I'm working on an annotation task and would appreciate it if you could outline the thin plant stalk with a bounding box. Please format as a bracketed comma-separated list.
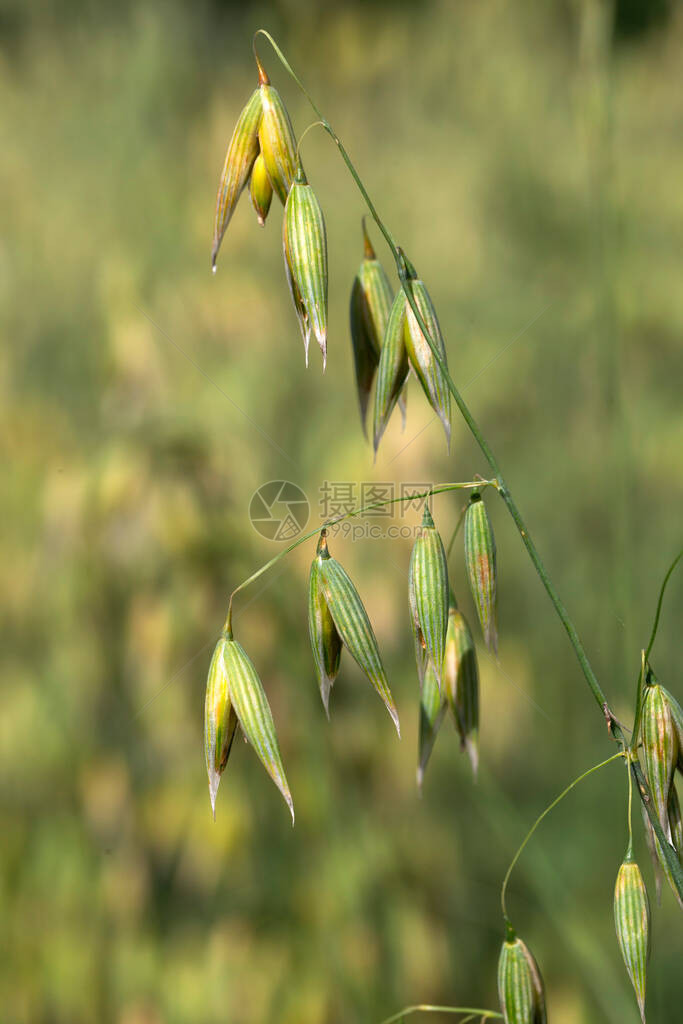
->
[378, 1006, 502, 1024]
[500, 752, 625, 924]
[446, 503, 468, 560]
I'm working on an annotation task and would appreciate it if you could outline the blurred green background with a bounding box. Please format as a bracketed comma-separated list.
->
[1, 0, 681, 1021]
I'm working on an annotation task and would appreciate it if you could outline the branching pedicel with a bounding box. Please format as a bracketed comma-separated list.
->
[207, 32, 683, 1023]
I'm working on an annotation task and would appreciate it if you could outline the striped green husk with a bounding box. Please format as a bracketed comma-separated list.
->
[212, 87, 262, 269]
[317, 535, 399, 735]
[444, 599, 479, 776]
[661, 684, 683, 772]
[404, 278, 451, 448]
[417, 658, 447, 791]
[258, 83, 297, 204]
[497, 934, 546, 1024]
[409, 505, 449, 689]
[373, 290, 409, 455]
[614, 854, 650, 1023]
[283, 180, 328, 368]
[409, 561, 428, 688]
[641, 683, 677, 841]
[249, 152, 273, 226]
[308, 555, 342, 717]
[222, 639, 294, 823]
[350, 233, 394, 436]
[204, 637, 239, 818]
[464, 492, 498, 654]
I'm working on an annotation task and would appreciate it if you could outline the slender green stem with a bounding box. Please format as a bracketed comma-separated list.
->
[378, 1007, 502, 1024]
[500, 752, 624, 923]
[446, 503, 467, 561]
[630, 649, 646, 755]
[223, 480, 496, 634]
[626, 749, 633, 855]
[251, 31, 683, 904]
[294, 120, 326, 168]
[644, 548, 682, 664]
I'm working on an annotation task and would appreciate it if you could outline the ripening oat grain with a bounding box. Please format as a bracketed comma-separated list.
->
[308, 539, 343, 716]
[641, 681, 677, 840]
[497, 931, 546, 1024]
[212, 86, 263, 268]
[403, 274, 451, 447]
[314, 530, 399, 733]
[204, 636, 240, 818]
[250, 152, 273, 226]
[349, 222, 394, 436]
[258, 68, 298, 204]
[464, 491, 498, 654]
[283, 168, 328, 367]
[409, 504, 449, 689]
[373, 288, 410, 454]
[443, 594, 480, 776]
[204, 633, 294, 822]
[614, 850, 650, 1024]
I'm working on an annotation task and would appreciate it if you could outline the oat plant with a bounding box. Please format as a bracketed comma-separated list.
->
[205, 31, 682, 1022]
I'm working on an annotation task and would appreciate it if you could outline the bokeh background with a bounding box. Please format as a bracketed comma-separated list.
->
[2, 0, 682, 1021]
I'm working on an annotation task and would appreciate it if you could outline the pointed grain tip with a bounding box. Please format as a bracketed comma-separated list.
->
[391, 709, 401, 738]
[208, 774, 219, 820]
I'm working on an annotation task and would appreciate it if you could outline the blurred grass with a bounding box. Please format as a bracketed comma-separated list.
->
[1, 1, 682, 1022]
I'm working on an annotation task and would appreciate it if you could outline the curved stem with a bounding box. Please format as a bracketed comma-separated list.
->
[500, 752, 624, 923]
[294, 120, 327, 168]
[223, 480, 496, 634]
[644, 548, 682, 663]
[378, 1007, 502, 1024]
[250, 31, 683, 905]
[254, 30, 398, 256]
